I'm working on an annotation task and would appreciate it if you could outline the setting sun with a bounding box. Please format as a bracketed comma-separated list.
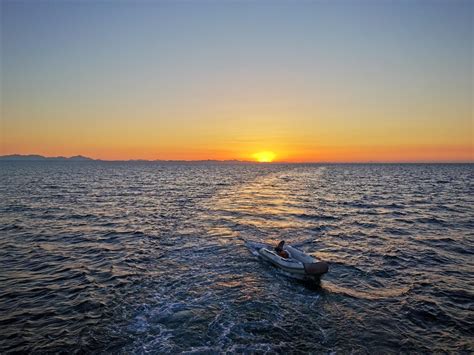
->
[253, 151, 276, 163]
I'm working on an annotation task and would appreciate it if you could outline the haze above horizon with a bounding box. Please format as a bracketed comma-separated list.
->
[1, 0, 472, 163]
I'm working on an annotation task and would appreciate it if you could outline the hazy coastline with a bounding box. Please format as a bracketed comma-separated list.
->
[1, 154, 472, 164]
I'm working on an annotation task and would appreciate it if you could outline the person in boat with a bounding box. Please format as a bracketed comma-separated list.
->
[275, 240, 290, 258]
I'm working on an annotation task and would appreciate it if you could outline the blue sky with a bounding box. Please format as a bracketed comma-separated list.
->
[1, 0, 472, 161]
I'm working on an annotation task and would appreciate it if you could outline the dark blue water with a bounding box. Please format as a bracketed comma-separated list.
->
[0, 162, 473, 353]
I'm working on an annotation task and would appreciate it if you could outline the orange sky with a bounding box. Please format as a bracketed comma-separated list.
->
[1, 1, 473, 163]
[2, 101, 472, 162]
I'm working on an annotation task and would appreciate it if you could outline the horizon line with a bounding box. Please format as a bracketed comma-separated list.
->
[0, 153, 473, 164]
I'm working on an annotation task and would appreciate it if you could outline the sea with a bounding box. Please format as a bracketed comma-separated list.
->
[0, 162, 473, 353]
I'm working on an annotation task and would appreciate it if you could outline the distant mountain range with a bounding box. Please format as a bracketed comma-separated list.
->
[0, 154, 95, 161]
[0, 154, 251, 163]
[2, 154, 469, 164]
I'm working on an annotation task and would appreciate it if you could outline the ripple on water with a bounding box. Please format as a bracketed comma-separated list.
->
[0, 162, 473, 353]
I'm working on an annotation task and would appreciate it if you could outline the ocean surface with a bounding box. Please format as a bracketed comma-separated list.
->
[0, 162, 473, 353]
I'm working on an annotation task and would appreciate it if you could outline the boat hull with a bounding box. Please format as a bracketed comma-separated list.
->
[258, 246, 328, 282]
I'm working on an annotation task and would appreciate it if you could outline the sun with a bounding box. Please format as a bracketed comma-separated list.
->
[253, 151, 276, 163]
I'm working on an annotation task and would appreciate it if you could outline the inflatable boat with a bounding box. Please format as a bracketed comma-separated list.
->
[258, 244, 328, 282]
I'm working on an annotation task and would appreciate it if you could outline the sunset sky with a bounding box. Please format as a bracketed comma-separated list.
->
[1, 0, 472, 162]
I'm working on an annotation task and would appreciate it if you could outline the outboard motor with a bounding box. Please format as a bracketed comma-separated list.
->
[303, 261, 329, 276]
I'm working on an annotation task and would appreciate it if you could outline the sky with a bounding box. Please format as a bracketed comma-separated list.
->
[1, 0, 473, 162]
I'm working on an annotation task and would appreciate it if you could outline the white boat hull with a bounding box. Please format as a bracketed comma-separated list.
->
[258, 245, 328, 282]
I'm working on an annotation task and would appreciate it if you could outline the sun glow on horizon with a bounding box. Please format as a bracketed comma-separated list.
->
[253, 151, 276, 163]
[1, 1, 472, 163]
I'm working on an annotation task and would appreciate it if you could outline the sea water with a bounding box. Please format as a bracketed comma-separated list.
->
[0, 162, 472, 352]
